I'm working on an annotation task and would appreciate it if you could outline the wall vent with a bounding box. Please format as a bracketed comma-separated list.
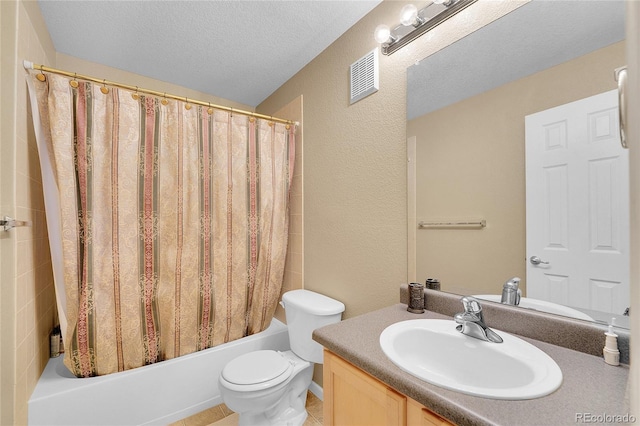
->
[350, 48, 379, 105]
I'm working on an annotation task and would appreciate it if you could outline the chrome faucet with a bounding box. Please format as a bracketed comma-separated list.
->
[454, 296, 503, 343]
[501, 277, 521, 306]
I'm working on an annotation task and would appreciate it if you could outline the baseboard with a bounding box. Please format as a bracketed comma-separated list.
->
[308, 380, 323, 401]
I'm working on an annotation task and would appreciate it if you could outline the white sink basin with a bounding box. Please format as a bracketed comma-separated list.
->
[474, 295, 595, 322]
[379, 319, 562, 400]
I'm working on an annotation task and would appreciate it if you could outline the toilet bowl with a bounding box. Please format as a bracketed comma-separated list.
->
[218, 290, 345, 426]
[219, 350, 313, 426]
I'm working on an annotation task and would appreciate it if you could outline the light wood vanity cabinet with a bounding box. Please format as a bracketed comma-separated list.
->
[323, 350, 454, 426]
[406, 398, 453, 426]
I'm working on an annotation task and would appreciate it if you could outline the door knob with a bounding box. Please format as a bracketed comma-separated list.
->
[530, 256, 549, 266]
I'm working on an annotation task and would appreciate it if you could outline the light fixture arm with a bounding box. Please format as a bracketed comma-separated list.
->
[411, 16, 426, 28]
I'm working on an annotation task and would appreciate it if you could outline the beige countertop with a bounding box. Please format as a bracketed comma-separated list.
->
[313, 303, 630, 426]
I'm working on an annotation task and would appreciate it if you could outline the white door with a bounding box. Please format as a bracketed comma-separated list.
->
[525, 90, 630, 315]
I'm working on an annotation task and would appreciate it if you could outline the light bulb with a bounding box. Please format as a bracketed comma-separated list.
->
[400, 4, 418, 26]
[374, 24, 392, 44]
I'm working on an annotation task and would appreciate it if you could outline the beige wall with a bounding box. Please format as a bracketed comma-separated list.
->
[273, 96, 304, 324]
[408, 41, 625, 297]
[1, 1, 57, 424]
[257, 1, 528, 319]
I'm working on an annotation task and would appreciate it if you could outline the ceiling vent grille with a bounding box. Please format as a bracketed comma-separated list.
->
[350, 48, 379, 105]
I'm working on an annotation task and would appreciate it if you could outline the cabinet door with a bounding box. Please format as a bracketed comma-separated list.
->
[324, 350, 406, 426]
[407, 397, 453, 426]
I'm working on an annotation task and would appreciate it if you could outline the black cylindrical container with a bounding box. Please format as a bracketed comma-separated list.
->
[426, 278, 441, 291]
[407, 282, 425, 314]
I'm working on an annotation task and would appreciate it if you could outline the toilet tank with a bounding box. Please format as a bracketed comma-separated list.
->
[281, 289, 345, 364]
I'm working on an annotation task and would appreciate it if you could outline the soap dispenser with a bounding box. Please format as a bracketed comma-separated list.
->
[603, 318, 620, 366]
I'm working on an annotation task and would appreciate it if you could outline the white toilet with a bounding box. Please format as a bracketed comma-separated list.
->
[218, 289, 345, 426]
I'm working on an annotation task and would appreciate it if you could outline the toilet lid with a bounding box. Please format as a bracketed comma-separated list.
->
[221, 350, 291, 386]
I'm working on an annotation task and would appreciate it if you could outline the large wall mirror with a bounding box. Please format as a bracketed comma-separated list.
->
[407, 0, 630, 328]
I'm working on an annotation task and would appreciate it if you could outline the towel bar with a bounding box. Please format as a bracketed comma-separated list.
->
[418, 220, 486, 229]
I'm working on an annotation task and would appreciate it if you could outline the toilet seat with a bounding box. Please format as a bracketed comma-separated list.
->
[221, 350, 293, 392]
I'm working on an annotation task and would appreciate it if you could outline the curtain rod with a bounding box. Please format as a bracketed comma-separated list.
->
[23, 60, 298, 127]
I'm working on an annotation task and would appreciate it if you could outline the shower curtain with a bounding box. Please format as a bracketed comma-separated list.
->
[27, 73, 295, 377]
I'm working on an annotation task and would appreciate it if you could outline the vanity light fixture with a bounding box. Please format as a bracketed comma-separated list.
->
[375, 0, 477, 55]
[374, 24, 396, 44]
[400, 4, 424, 27]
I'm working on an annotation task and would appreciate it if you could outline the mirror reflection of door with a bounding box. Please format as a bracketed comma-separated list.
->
[525, 90, 630, 320]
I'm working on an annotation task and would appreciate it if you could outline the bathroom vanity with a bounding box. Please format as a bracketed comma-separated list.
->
[323, 349, 451, 425]
[313, 297, 630, 426]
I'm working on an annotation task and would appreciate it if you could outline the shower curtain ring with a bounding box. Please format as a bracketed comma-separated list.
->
[207, 102, 213, 115]
[69, 73, 79, 88]
[161, 93, 168, 106]
[36, 67, 46, 82]
[184, 96, 191, 110]
[132, 86, 140, 101]
[100, 79, 109, 94]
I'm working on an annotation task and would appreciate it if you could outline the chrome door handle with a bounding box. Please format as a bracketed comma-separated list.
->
[530, 256, 549, 266]
[615, 66, 628, 149]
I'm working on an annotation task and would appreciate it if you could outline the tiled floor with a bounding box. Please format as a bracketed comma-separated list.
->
[171, 392, 323, 426]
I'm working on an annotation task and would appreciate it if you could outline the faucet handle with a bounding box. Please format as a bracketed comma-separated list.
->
[456, 296, 503, 343]
[503, 277, 521, 290]
[461, 296, 483, 314]
[501, 277, 522, 305]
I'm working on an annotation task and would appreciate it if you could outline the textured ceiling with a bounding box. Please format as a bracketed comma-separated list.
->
[407, 0, 626, 120]
[38, 0, 382, 107]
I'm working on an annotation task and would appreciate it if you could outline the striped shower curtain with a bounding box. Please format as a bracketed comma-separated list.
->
[28, 73, 295, 377]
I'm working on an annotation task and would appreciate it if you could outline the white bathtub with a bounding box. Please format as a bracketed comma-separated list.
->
[28, 318, 290, 425]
